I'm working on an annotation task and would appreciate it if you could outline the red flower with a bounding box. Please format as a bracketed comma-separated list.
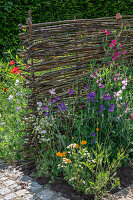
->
[9, 60, 15, 65]
[2, 88, 7, 92]
[23, 76, 25, 79]
[16, 70, 21, 74]
[11, 67, 18, 74]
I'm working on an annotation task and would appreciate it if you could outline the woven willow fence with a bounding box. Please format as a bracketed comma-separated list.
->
[17, 11, 133, 166]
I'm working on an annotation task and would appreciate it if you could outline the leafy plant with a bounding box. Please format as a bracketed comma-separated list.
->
[56, 141, 125, 199]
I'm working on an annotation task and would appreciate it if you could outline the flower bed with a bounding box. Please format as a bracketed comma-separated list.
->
[0, 27, 133, 200]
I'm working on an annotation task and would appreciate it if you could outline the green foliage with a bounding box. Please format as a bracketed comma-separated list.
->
[0, 53, 31, 162]
[0, 0, 133, 58]
[34, 29, 132, 195]
[57, 142, 125, 199]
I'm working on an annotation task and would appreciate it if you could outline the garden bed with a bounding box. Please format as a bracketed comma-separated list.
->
[21, 165, 133, 200]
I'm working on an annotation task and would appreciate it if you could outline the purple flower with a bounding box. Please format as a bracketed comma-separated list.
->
[85, 86, 88, 89]
[91, 133, 96, 136]
[101, 84, 105, 88]
[108, 107, 114, 112]
[58, 103, 67, 111]
[15, 106, 20, 111]
[42, 106, 48, 111]
[45, 112, 48, 116]
[87, 99, 90, 102]
[99, 104, 105, 113]
[88, 92, 96, 100]
[0, 138, 3, 142]
[100, 104, 105, 109]
[99, 109, 102, 113]
[102, 93, 111, 101]
[92, 140, 96, 144]
[50, 99, 56, 103]
[110, 104, 115, 107]
[68, 89, 74, 95]
[107, 95, 111, 101]
[55, 96, 60, 100]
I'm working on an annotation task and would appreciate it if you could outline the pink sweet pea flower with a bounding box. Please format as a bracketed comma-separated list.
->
[131, 113, 133, 119]
[49, 88, 55, 94]
[105, 31, 109, 35]
[125, 108, 130, 113]
[110, 43, 114, 48]
[111, 40, 116, 44]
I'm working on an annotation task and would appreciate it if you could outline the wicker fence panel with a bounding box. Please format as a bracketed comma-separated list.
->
[17, 11, 133, 166]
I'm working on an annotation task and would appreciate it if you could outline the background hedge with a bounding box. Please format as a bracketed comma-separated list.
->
[0, 0, 133, 59]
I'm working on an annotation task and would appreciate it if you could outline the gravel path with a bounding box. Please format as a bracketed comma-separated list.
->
[0, 159, 132, 200]
[0, 159, 69, 200]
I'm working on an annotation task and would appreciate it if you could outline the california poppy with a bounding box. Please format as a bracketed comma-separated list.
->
[81, 141, 87, 145]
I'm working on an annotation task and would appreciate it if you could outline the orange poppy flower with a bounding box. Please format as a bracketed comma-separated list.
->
[81, 141, 87, 145]
[56, 152, 61, 156]
[75, 144, 79, 148]
[72, 137, 74, 139]
[66, 159, 71, 163]
[96, 128, 99, 131]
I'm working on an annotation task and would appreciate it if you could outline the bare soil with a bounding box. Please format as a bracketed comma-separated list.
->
[21, 165, 133, 200]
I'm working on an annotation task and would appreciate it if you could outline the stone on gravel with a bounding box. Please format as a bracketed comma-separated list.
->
[0, 188, 11, 195]
[4, 192, 16, 200]
[4, 180, 15, 187]
[36, 189, 55, 200]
